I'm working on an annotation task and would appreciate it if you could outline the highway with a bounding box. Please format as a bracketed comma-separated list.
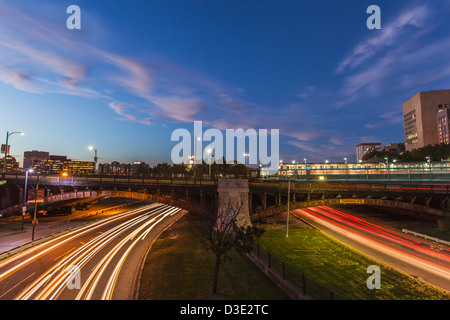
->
[293, 206, 450, 292]
[0, 203, 185, 300]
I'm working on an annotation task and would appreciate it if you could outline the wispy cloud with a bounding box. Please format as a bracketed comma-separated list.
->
[365, 110, 404, 130]
[335, 2, 450, 109]
[336, 5, 432, 74]
[108, 102, 154, 125]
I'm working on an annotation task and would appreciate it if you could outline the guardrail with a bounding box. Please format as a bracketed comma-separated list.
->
[401, 229, 450, 247]
[72, 201, 142, 220]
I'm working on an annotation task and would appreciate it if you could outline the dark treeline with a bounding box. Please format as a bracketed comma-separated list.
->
[134, 159, 253, 178]
[363, 144, 450, 163]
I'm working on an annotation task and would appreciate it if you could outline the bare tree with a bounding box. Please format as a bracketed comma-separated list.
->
[197, 196, 264, 294]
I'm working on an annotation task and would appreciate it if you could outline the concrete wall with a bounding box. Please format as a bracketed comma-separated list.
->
[217, 178, 252, 228]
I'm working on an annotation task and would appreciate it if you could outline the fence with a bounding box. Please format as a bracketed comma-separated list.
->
[251, 243, 346, 300]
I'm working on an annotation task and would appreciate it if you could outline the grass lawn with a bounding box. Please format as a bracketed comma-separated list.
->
[258, 223, 450, 300]
[138, 214, 290, 300]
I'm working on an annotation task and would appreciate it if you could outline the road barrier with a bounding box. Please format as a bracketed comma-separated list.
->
[401, 229, 450, 247]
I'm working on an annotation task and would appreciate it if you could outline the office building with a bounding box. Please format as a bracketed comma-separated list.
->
[356, 143, 381, 162]
[23, 150, 50, 169]
[403, 90, 450, 152]
[437, 105, 450, 144]
[32, 156, 94, 175]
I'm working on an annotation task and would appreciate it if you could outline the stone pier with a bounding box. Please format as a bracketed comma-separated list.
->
[217, 178, 252, 229]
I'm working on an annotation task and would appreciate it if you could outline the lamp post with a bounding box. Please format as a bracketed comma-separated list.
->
[385, 157, 389, 180]
[324, 160, 329, 180]
[21, 168, 33, 230]
[286, 177, 292, 238]
[426, 156, 431, 181]
[344, 158, 348, 181]
[31, 174, 41, 242]
[292, 160, 298, 180]
[194, 136, 201, 163]
[88, 145, 98, 173]
[304, 158, 308, 181]
[243, 153, 250, 166]
[3, 131, 24, 178]
[207, 148, 212, 179]
[279, 160, 283, 180]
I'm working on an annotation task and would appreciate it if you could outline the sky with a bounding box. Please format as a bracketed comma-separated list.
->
[1, 0, 450, 166]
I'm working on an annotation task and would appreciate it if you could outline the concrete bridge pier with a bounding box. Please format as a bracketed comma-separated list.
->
[217, 178, 252, 229]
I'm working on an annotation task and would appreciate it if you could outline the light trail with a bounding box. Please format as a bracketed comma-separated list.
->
[0, 203, 161, 282]
[0, 203, 183, 300]
[15, 204, 174, 300]
[294, 207, 450, 285]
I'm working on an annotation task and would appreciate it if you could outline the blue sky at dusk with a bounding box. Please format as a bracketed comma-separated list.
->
[1, 0, 450, 166]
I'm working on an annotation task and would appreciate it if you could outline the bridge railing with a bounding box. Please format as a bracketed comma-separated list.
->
[4, 174, 219, 186]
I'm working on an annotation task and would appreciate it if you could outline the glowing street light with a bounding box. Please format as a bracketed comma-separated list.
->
[21, 168, 33, 230]
[384, 157, 389, 180]
[2, 131, 24, 178]
[89, 145, 98, 173]
[243, 153, 250, 167]
[426, 156, 432, 180]
[291, 160, 298, 180]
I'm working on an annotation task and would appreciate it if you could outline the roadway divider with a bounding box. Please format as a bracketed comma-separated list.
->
[401, 229, 450, 247]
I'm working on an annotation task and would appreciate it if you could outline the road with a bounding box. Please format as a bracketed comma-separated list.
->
[293, 206, 450, 292]
[0, 203, 185, 300]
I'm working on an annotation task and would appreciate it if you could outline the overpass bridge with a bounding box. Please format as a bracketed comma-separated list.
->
[1, 174, 449, 220]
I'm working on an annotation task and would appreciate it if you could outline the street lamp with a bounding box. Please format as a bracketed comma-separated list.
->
[3, 131, 24, 178]
[286, 176, 293, 238]
[384, 157, 389, 180]
[243, 153, 250, 166]
[304, 158, 308, 181]
[194, 136, 201, 163]
[88, 145, 98, 173]
[324, 160, 329, 180]
[344, 158, 348, 181]
[426, 156, 432, 180]
[207, 148, 212, 179]
[292, 160, 298, 180]
[21, 168, 33, 230]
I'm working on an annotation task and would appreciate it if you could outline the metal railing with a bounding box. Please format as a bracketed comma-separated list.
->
[251, 243, 345, 300]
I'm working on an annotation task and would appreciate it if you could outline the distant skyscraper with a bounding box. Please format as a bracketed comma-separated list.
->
[403, 90, 450, 152]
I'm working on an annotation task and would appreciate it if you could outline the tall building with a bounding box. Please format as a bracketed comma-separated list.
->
[23, 150, 50, 169]
[403, 90, 450, 152]
[356, 143, 381, 162]
[437, 105, 450, 144]
[33, 158, 95, 175]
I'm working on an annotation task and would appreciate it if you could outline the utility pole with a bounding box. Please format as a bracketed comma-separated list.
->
[286, 178, 291, 238]
[31, 176, 40, 242]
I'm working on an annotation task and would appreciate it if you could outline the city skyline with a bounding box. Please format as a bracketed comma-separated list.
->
[1, 0, 450, 166]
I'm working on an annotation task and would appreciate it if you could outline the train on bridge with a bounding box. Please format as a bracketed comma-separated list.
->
[275, 161, 450, 181]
